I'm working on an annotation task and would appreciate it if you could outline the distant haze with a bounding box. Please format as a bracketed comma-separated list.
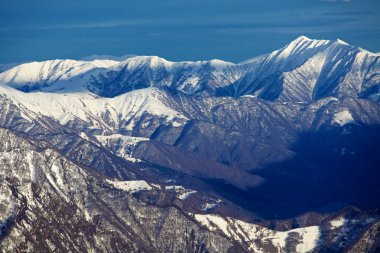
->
[0, 0, 379, 63]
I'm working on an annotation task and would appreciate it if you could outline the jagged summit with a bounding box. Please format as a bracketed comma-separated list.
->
[221, 36, 380, 101]
[335, 38, 349, 46]
[0, 36, 378, 101]
[296, 35, 311, 41]
[241, 36, 347, 64]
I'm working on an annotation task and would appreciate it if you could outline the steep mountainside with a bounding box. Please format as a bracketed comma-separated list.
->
[1, 36, 380, 252]
[226, 36, 380, 102]
[1, 36, 379, 101]
[1, 128, 379, 252]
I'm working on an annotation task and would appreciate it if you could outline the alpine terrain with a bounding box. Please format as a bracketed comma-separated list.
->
[0, 36, 380, 252]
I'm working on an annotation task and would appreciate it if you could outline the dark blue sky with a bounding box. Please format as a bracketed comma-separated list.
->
[1, 0, 379, 63]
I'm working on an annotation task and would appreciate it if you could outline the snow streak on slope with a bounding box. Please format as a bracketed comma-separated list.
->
[0, 37, 379, 102]
[94, 134, 149, 162]
[165, 185, 198, 200]
[0, 59, 119, 92]
[106, 179, 153, 193]
[194, 214, 320, 253]
[0, 85, 186, 129]
[234, 36, 380, 101]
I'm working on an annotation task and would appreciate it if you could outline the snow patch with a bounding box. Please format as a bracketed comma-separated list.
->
[106, 179, 152, 193]
[178, 190, 197, 200]
[95, 134, 148, 162]
[0, 85, 186, 130]
[165, 185, 197, 200]
[334, 110, 354, 126]
[194, 214, 320, 253]
[165, 185, 185, 191]
[202, 203, 218, 211]
[26, 152, 36, 182]
[330, 217, 345, 229]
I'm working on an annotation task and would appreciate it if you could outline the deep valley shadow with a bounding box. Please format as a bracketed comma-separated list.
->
[206, 124, 380, 220]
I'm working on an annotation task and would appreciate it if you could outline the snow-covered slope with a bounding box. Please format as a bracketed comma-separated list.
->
[0, 36, 378, 102]
[86, 56, 241, 97]
[195, 214, 319, 252]
[0, 59, 119, 92]
[231, 36, 380, 101]
[193, 212, 379, 253]
[0, 56, 240, 96]
[0, 84, 186, 130]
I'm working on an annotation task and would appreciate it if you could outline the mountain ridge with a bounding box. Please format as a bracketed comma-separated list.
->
[1, 36, 379, 102]
[1, 36, 380, 252]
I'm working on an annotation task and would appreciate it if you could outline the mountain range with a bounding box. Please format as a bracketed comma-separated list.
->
[0, 36, 380, 252]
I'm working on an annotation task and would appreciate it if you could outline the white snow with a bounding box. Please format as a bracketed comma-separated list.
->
[0, 59, 117, 91]
[109, 88, 188, 122]
[330, 217, 345, 229]
[87, 59, 119, 68]
[51, 163, 64, 186]
[273, 36, 330, 61]
[45, 172, 69, 202]
[165, 185, 197, 200]
[165, 185, 185, 191]
[178, 190, 197, 200]
[241, 94, 256, 98]
[336, 39, 349, 46]
[293, 226, 320, 253]
[124, 157, 143, 163]
[94, 134, 148, 161]
[106, 179, 152, 193]
[0, 54, 241, 96]
[202, 203, 218, 211]
[79, 132, 91, 142]
[194, 214, 320, 253]
[209, 59, 231, 71]
[0, 85, 186, 129]
[26, 152, 36, 182]
[333, 110, 355, 126]
[95, 134, 148, 145]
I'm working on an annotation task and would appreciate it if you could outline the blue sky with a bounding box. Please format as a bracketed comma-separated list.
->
[0, 0, 379, 63]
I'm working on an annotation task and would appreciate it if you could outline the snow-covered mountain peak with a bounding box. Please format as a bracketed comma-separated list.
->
[208, 59, 234, 71]
[227, 36, 380, 101]
[293, 35, 312, 43]
[335, 38, 349, 46]
[276, 36, 360, 60]
[87, 59, 120, 68]
[240, 36, 342, 65]
[116, 55, 174, 70]
[299, 35, 310, 40]
[278, 36, 331, 57]
[0, 36, 378, 101]
[117, 56, 233, 71]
